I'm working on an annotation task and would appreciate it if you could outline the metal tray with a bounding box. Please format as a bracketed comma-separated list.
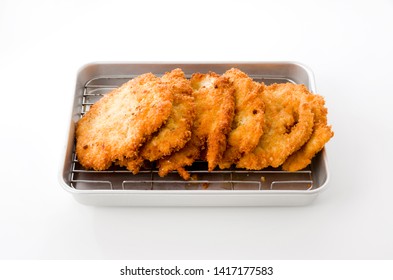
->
[59, 62, 330, 206]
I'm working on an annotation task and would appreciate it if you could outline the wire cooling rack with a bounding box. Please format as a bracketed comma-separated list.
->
[70, 75, 313, 191]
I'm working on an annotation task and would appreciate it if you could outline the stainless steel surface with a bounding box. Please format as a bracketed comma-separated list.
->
[60, 62, 329, 206]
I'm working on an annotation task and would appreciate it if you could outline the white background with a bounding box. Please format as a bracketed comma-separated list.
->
[0, 0, 392, 260]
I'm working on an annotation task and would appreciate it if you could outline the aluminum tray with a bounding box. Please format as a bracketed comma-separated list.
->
[59, 62, 330, 206]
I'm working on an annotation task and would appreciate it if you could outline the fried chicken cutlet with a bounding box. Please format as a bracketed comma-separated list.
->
[158, 72, 235, 180]
[218, 68, 265, 169]
[75, 73, 173, 171]
[118, 69, 195, 173]
[237, 83, 314, 170]
[141, 69, 195, 160]
[282, 94, 334, 171]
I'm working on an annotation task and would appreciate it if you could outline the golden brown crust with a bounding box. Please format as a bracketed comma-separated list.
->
[157, 140, 201, 180]
[118, 69, 195, 173]
[140, 69, 195, 161]
[75, 73, 173, 171]
[237, 83, 314, 170]
[282, 94, 334, 171]
[218, 68, 265, 169]
[158, 72, 235, 179]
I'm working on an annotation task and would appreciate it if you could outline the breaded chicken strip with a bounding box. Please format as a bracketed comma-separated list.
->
[158, 72, 235, 179]
[237, 83, 314, 170]
[119, 69, 195, 173]
[282, 94, 334, 171]
[218, 68, 265, 169]
[75, 73, 173, 171]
